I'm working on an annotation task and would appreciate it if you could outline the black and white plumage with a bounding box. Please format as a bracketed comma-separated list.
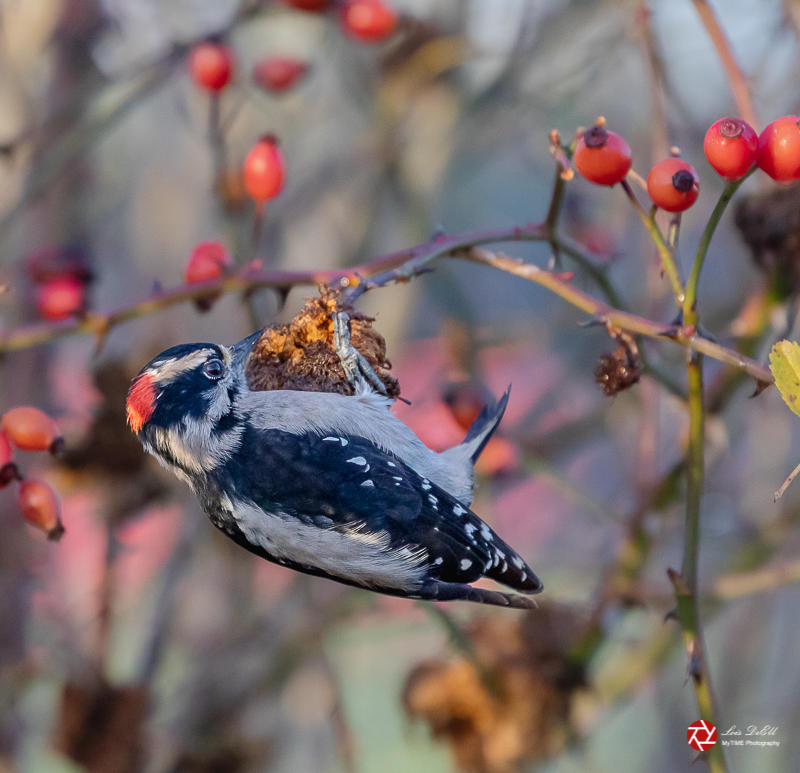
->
[126, 339, 542, 608]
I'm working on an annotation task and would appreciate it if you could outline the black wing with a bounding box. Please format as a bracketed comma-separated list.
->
[214, 426, 541, 594]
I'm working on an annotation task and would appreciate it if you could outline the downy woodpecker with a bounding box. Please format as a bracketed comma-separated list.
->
[126, 337, 542, 608]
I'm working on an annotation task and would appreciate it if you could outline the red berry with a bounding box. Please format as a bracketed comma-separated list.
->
[253, 58, 309, 93]
[757, 116, 800, 182]
[35, 276, 86, 321]
[646, 158, 700, 212]
[340, 0, 397, 43]
[574, 126, 632, 186]
[704, 117, 758, 180]
[243, 136, 286, 201]
[282, 0, 331, 10]
[1, 406, 63, 454]
[189, 42, 234, 92]
[184, 242, 233, 284]
[18, 480, 64, 541]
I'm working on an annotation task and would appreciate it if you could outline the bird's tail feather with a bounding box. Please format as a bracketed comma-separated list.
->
[460, 386, 510, 463]
[419, 578, 538, 609]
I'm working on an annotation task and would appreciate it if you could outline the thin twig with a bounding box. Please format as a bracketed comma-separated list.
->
[459, 247, 772, 386]
[691, 0, 758, 130]
[620, 180, 685, 304]
[0, 235, 773, 391]
[683, 173, 753, 325]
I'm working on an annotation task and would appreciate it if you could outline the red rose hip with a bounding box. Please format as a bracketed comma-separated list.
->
[647, 158, 700, 212]
[1, 406, 63, 454]
[704, 117, 758, 180]
[340, 0, 397, 43]
[185, 242, 233, 284]
[757, 116, 800, 182]
[574, 125, 632, 186]
[282, 0, 331, 10]
[35, 276, 86, 321]
[189, 42, 234, 92]
[243, 136, 286, 201]
[253, 58, 309, 93]
[18, 479, 65, 540]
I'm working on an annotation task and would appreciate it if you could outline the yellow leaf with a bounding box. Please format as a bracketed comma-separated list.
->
[769, 340, 800, 418]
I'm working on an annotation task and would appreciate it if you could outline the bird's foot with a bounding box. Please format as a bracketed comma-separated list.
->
[333, 311, 387, 395]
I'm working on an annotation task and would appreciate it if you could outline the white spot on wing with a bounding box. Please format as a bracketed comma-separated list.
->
[322, 437, 339, 442]
[361, 480, 375, 488]
[512, 556, 524, 570]
[421, 479, 431, 491]
[453, 504, 466, 516]
[460, 558, 472, 570]
[387, 461, 396, 467]
[480, 524, 493, 542]
[347, 456, 367, 465]
[433, 557, 443, 566]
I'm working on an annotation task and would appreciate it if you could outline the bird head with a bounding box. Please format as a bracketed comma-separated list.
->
[127, 341, 249, 477]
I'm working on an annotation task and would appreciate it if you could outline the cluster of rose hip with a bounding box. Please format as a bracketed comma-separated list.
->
[0, 407, 65, 541]
[189, 0, 397, 96]
[573, 114, 800, 203]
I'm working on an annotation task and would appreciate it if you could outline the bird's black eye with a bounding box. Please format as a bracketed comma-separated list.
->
[202, 358, 225, 380]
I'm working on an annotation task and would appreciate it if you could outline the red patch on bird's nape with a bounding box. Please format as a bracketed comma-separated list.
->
[126, 373, 156, 432]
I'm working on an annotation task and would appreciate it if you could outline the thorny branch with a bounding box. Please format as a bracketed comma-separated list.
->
[0, 229, 774, 390]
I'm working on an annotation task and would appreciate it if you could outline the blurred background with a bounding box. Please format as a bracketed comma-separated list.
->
[1, 0, 800, 771]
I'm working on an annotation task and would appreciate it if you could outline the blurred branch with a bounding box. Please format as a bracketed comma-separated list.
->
[713, 557, 800, 599]
[0, 56, 179, 245]
[0, 223, 551, 352]
[691, 0, 758, 129]
[0, 0, 270, 248]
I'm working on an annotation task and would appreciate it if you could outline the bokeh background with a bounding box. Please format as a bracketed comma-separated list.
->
[1, 0, 800, 771]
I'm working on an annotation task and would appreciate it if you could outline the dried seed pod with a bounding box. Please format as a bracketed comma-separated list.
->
[18, 479, 65, 541]
[1, 406, 64, 454]
[595, 345, 641, 396]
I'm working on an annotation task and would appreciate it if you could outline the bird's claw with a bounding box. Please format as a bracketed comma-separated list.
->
[333, 312, 387, 395]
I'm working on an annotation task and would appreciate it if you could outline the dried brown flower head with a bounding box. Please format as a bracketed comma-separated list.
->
[402, 604, 586, 773]
[594, 344, 640, 396]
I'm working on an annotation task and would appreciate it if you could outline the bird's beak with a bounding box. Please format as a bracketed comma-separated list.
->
[230, 329, 264, 370]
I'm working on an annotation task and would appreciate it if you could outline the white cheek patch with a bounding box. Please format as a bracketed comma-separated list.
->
[153, 420, 244, 474]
